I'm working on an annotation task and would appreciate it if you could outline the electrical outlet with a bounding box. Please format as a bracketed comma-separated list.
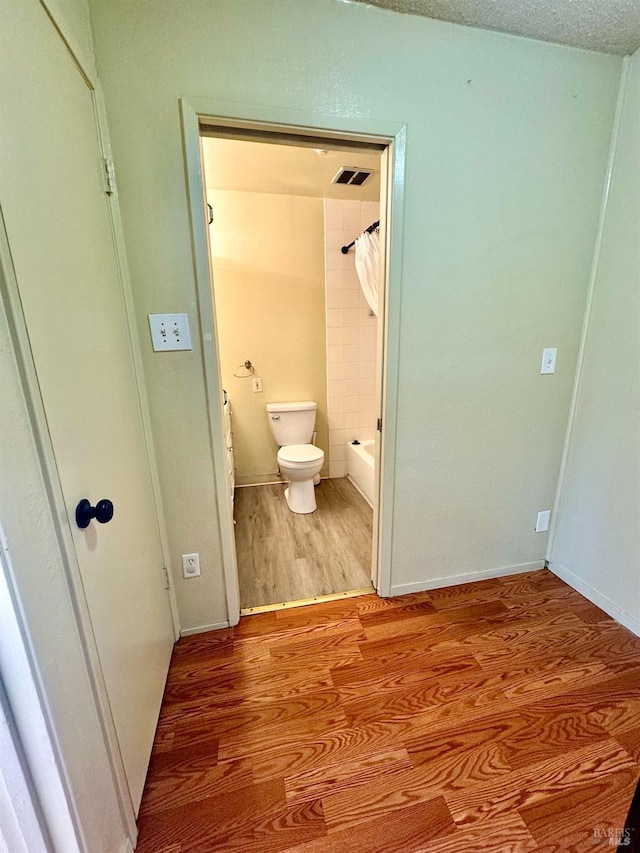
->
[540, 348, 557, 374]
[252, 377, 263, 392]
[182, 552, 200, 578]
[149, 313, 192, 351]
[535, 510, 551, 532]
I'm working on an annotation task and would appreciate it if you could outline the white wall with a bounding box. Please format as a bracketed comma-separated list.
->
[325, 199, 380, 477]
[88, 0, 622, 621]
[549, 52, 640, 634]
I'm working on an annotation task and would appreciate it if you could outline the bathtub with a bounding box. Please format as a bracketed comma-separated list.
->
[346, 440, 375, 507]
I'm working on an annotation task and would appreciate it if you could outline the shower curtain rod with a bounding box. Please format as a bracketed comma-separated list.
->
[341, 219, 380, 254]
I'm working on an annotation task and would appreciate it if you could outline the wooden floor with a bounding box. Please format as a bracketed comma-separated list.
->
[136, 570, 640, 852]
[234, 478, 373, 609]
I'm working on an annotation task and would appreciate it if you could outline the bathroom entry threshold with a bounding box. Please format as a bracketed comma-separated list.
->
[240, 585, 375, 617]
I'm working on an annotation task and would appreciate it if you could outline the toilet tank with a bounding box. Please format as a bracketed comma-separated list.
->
[266, 401, 317, 446]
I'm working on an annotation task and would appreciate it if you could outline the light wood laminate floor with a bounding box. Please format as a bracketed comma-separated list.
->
[234, 477, 373, 610]
[136, 569, 640, 852]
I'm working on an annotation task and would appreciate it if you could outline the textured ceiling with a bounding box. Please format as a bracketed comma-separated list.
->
[349, 0, 640, 55]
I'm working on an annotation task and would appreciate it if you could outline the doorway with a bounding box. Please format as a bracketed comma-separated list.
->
[200, 132, 385, 612]
[180, 101, 405, 623]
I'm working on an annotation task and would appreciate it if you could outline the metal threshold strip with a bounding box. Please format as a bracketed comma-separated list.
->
[240, 585, 375, 616]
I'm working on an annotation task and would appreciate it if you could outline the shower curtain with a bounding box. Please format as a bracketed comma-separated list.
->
[354, 229, 379, 317]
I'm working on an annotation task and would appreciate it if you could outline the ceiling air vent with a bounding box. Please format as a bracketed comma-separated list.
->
[331, 167, 373, 186]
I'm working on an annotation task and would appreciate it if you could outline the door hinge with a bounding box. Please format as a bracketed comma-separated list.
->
[103, 158, 116, 195]
[162, 566, 171, 590]
[377, 417, 382, 432]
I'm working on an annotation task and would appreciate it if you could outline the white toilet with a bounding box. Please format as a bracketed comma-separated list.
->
[266, 401, 324, 514]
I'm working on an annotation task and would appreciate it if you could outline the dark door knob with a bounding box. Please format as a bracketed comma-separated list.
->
[75, 498, 114, 529]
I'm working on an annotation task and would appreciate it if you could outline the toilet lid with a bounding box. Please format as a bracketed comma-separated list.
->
[278, 444, 324, 463]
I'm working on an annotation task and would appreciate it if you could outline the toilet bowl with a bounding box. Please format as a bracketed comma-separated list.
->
[266, 401, 324, 514]
[277, 444, 324, 514]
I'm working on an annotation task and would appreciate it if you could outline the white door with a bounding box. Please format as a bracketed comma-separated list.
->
[0, 0, 175, 810]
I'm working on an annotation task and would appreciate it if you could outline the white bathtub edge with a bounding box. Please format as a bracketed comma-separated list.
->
[345, 440, 375, 507]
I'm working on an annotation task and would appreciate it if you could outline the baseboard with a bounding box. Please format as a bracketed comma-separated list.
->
[389, 561, 544, 597]
[548, 560, 640, 638]
[179, 620, 230, 637]
[235, 476, 332, 488]
[235, 477, 283, 487]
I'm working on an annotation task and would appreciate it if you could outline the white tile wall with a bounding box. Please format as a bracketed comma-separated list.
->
[324, 198, 380, 477]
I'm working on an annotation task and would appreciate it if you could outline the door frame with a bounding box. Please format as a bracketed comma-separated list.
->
[180, 97, 406, 619]
[94, 87, 181, 642]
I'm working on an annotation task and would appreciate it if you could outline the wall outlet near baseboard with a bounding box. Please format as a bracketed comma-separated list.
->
[535, 510, 551, 532]
[182, 552, 201, 578]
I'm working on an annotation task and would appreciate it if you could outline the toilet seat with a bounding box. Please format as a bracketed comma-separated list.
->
[277, 444, 323, 465]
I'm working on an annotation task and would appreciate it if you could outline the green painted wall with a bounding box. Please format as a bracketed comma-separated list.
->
[550, 52, 640, 631]
[89, 0, 622, 626]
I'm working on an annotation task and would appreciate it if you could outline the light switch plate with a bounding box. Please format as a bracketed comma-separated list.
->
[536, 510, 551, 532]
[149, 313, 192, 351]
[540, 347, 557, 374]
